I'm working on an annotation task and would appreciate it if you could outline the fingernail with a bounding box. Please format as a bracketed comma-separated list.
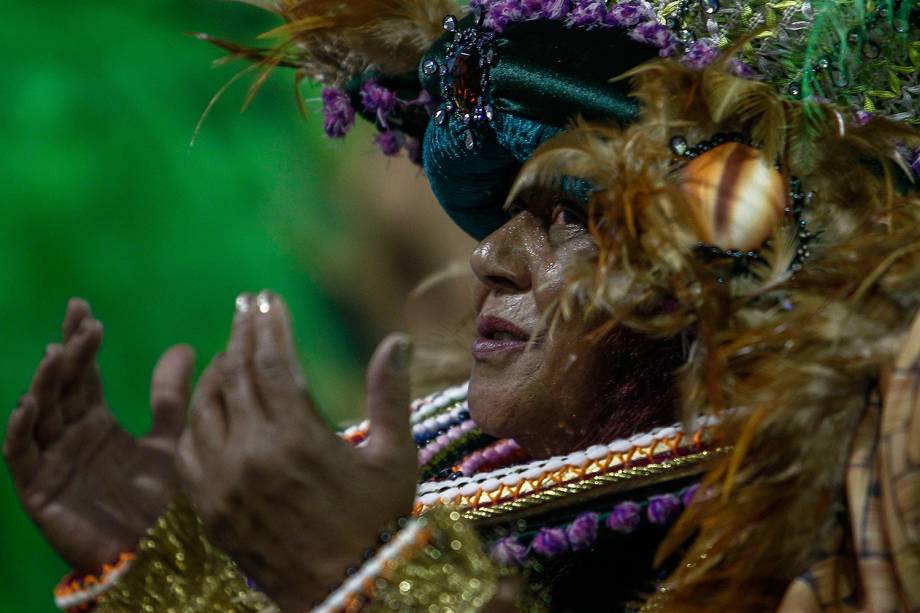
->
[235, 294, 251, 313]
[257, 292, 272, 314]
[389, 337, 412, 373]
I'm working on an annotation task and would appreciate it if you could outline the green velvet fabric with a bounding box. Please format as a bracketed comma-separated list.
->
[420, 16, 657, 240]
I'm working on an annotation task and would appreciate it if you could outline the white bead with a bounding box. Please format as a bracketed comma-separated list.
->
[632, 434, 655, 448]
[522, 467, 544, 480]
[586, 445, 609, 460]
[459, 482, 481, 497]
[419, 492, 441, 506]
[501, 473, 522, 486]
[480, 478, 500, 491]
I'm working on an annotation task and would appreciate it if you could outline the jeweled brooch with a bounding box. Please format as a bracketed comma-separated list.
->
[424, 13, 498, 151]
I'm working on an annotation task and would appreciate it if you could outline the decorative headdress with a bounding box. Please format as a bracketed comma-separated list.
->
[203, 1, 920, 609]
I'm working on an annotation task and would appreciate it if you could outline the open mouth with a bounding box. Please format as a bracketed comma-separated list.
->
[472, 315, 534, 359]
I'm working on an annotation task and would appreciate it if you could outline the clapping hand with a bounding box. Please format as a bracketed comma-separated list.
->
[4, 299, 195, 573]
[177, 292, 418, 612]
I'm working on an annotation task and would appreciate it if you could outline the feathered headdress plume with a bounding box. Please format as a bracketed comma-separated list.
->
[198, 0, 461, 86]
[509, 57, 920, 611]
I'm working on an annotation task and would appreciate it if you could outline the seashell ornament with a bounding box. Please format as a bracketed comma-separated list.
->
[682, 142, 787, 252]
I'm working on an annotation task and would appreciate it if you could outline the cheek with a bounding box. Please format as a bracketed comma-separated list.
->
[531, 235, 597, 313]
[468, 348, 546, 436]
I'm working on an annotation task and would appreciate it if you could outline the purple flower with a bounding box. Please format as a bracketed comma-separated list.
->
[531, 0, 570, 20]
[375, 130, 402, 156]
[605, 501, 642, 533]
[360, 80, 398, 126]
[681, 484, 700, 508]
[566, 513, 599, 551]
[647, 494, 682, 525]
[490, 536, 529, 566]
[729, 59, 755, 79]
[912, 147, 920, 179]
[605, 1, 656, 27]
[519, 0, 539, 18]
[682, 39, 719, 70]
[532, 527, 569, 557]
[630, 22, 677, 55]
[321, 87, 355, 139]
[854, 110, 873, 126]
[566, 0, 607, 28]
[486, 0, 524, 32]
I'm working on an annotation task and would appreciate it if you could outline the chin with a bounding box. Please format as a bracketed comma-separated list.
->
[467, 371, 521, 440]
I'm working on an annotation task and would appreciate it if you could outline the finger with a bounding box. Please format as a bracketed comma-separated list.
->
[61, 298, 92, 342]
[3, 398, 40, 489]
[261, 293, 303, 385]
[252, 292, 310, 418]
[190, 361, 229, 452]
[229, 293, 256, 359]
[221, 294, 264, 425]
[59, 319, 105, 421]
[62, 318, 104, 380]
[29, 345, 65, 444]
[176, 428, 204, 492]
[364, 334, 414, 463]
[148, 344, 196, 443]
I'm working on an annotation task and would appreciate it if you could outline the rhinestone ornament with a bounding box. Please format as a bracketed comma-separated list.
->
[433, 14, 498, 151]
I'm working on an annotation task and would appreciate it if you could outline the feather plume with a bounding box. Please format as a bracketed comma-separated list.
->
[202, 0, 462, 87]
[517, 59, 920, 611]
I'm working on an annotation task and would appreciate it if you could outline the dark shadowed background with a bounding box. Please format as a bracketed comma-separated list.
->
[1, 0, 473, 609]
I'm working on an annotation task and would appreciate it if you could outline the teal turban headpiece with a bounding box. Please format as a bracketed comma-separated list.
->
[208, 0, 919, 240]
[415, 16, 657, 240]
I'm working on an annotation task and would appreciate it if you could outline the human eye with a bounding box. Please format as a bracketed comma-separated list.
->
[550, 205, 587, 227]
[547, 203, 588, 244]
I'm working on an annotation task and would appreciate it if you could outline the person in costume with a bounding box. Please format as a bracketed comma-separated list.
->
[5, 0, 920, 611]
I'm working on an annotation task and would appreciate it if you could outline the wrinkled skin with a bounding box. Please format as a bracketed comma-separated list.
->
[176, 292, 418, 611]
[3, 190, 673, 608]
[469, 192, 676, 457]
[469, 195, 602, 457]
[3, 299, 195, 573]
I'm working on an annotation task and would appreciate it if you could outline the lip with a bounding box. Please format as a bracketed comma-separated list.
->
[472, 315, 534, 360]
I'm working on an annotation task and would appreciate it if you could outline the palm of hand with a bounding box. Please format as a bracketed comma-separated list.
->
[178, 293, 418, 612]
[4, 299, 194, 574]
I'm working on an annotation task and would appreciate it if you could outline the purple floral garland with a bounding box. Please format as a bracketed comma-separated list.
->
[320, 1, 760, 162]
[489, 483, 701, 565]
[470, 0, 677, 55]
[321, 80, 426, 162]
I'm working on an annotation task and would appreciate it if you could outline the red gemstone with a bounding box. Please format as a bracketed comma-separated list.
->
[452, 47, 483, 113]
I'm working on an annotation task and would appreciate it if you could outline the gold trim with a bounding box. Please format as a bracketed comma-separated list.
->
[463, 448, 728, 524]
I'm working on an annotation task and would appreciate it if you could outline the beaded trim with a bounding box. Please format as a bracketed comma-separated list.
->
[53, 553, 135, 611]
[413, 418, 718, 516]
[463, 449, 722, 522]
[340, 383, 718, 521]
[313, 518, 432, 613]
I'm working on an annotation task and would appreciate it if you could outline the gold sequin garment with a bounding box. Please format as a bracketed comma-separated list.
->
[96, 497, 278, 613]
[366, 508, 502, 612]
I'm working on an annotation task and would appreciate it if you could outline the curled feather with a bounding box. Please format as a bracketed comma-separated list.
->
[518, 59, 920, 612]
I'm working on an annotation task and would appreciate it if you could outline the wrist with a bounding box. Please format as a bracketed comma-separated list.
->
[271, 523, 403, 612]
[54, 552, 135, 612]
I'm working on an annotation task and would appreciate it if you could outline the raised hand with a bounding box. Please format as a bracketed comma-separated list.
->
[3, 299, 195, 574]
[177, 292, 418, 612]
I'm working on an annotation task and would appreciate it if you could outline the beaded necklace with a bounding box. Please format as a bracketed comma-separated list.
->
[342, 383, 719, 520]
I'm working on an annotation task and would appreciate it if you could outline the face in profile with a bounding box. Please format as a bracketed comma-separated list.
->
[467, 188, 679, 458]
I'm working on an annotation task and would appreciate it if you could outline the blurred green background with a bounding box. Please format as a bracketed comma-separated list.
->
[0, 0, 409, 608]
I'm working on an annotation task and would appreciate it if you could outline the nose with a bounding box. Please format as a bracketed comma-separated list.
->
[470, 211, 534, 295]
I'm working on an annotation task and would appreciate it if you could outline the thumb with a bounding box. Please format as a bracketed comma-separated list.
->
[148, 344, 196, 443]
[365, 334, 414, 464]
